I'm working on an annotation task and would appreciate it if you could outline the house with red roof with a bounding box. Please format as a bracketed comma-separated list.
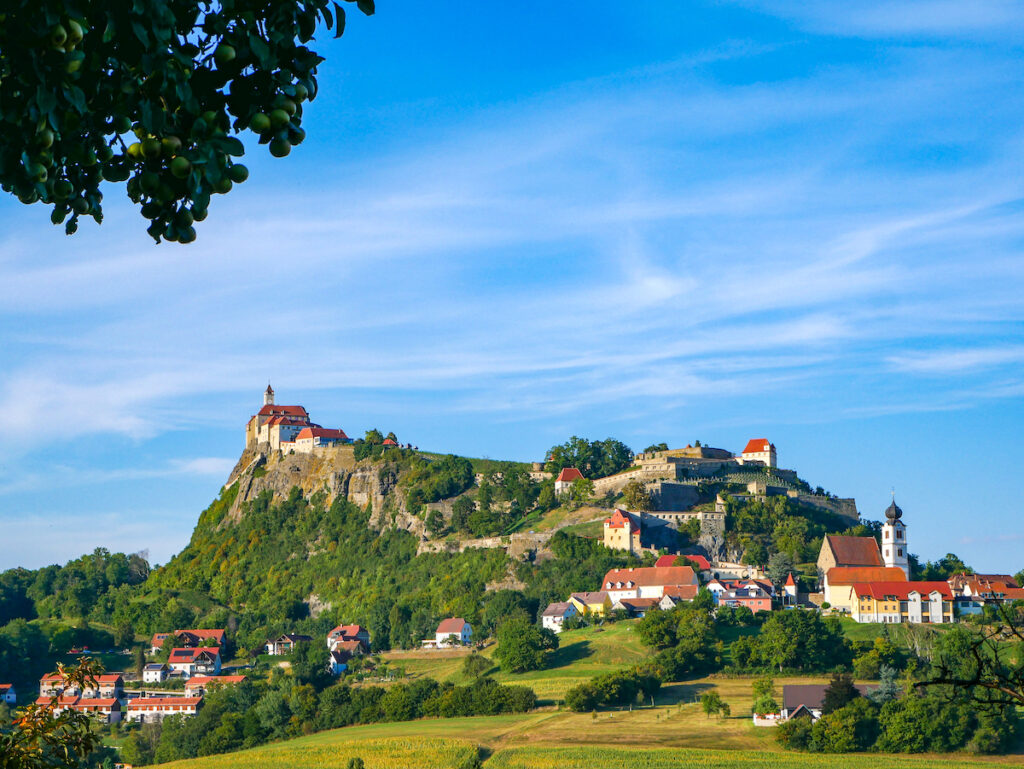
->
[658, 585, 700, 609]
[327, 624, 371, 652]
[848, 581, 954, 624]
[554, 467, 584, 495]
[433, 618, 472, 646]
[34, 695, 81, 716]
[151, 628, 226, 655]
[601, 566, 697, 601]
[740, 439, 776, 468]
[39, 672, 78, 698]
[184, 675, 245, 696]
[125, 696, 203, 723]
[823, 567, 907, 612]
[72, 697, 122, 723]
[293, 426, 352, 453]
[167, 647, 221, 678]
[0, 684, 15, 705]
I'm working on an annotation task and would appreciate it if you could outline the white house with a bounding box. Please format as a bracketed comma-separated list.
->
[435, 618, 472, 646]
[167, 647, 221, 678]
[327, 624, 371, 652]
[125, 696, 203, 723]
[554, 467, 584, 495]
[739, 439, 776, 468]
[142, 663, 169, 684]
[541, 602, 577, 633]
[72, 698, 122, 724]
[0, 684, 15, 705]
[601, 566, 697, 602]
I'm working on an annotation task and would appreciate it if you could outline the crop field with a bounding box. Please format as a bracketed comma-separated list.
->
[157, 736, 478, 769]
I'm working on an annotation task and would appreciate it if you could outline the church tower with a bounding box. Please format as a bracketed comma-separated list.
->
[881, 497, 910, 579]
[264, 383, 275, 406]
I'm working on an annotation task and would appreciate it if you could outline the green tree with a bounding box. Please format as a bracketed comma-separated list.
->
[766, 551, 795, 588]
[493, 617, 550, 674]
[700, 690, 725, 718]
[461, 653, 492, 679]
[821, 671, 859, 715]
[621, 480, 652, 511]
[0, 0, 374, 241]
[751, 675, 778, 716]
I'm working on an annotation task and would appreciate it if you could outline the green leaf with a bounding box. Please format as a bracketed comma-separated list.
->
[35, 86, 57, 115]
[334, 3, 346, 37]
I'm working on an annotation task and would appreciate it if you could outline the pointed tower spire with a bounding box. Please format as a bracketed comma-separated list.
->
[264, 383, 275, 406]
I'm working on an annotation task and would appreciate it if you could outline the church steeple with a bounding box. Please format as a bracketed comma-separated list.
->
[264, 383, 275, 406]
[881, 494, 910, 579]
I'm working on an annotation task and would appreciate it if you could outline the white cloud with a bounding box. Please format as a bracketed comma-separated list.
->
[888, 346, 1024, 375]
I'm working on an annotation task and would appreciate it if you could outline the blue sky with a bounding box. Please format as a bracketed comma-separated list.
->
[1, 1, 1023, 572]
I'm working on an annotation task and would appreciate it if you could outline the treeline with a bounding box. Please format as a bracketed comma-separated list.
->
[122, 673, 535, 765]
[544, 436, 633, 478]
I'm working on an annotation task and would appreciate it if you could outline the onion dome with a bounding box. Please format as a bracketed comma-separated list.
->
[885, 499, 903, 521]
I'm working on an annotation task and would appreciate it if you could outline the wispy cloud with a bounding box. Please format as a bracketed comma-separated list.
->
[889, 346, 1024, 375]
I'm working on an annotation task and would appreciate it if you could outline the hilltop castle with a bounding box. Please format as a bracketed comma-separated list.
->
[245, 385, 352, 453]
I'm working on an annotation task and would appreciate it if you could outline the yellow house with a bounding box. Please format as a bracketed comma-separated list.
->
[823, 567, 907, 613]
[569, 591, 612, 617]
[847, 581, 954, 624]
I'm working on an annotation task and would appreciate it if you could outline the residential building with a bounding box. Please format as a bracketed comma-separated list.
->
[780, 684, 873, 721]
[601, 566, 698, 601]
[568, 591, 612, 617]
[541, 601, 578, 633]
[167, 647, 222, 678]
[125, 696, 203, 723]
[881, 499, 910, 580]
[603, 509, 641, 554]
[34, 696, 80, 715]
[948, 573, 1023, 604]
[0, 684, 15, 705]
[434, 618, 472, 646]
[327, 624, 371, 652]
[150, 628, 226, 655]
[716, 583, 772, 613]
[39, 673, 79, 698]
[89, 674, 123, 699]
[554, 467, 584, 495]
[847, 581, 954, 624]
[817, 534, 883, 577]
[822, 567, 907, 613]
[740, 438, 777, 468]
[184, 675, 245, 697]
[658, 585, 700, 610]
[142, 664, 169, 684]
[71, 698, 122, 724]
[328, 649, 355, 675]
[264, 634, 313, 656]
[610, 597, 659, 617]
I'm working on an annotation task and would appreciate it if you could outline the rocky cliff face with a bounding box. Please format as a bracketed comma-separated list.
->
[224, 443, 427, 538]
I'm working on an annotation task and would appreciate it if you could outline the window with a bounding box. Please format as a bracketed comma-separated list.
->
[898, 548, 903, 557]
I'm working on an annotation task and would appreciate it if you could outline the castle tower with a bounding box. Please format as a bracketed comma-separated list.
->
[264, 383, 275, 406]
[881, 497, 910, 579]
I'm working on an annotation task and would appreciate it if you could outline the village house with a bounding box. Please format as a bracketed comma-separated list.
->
[541, 601, 578, 633]
[568, 591, 612, 617]
[778, 683, 873, 722]
[739, 438, 777, 468]
[290, 426, 352, 454]
[782, 573, 798, 606]
[265, 634, 313, 656]
[87, 674, 124, 699]
[184, 675, 245, 697]
[34, 695, 81, 716]
[434, 618, 472, 646]
[167, 647, 222, 678]
[602, 566, 698, 602]
[328, 650, 351, 676]
[71, 698, 122, 724]
[0, 683, 15, 705]
[822, 567, 907, 613]
[150, 628, 226, 655]
[142, 663, 169, 684]
[948, 573, 1024, 604]
[610, 596, 660, 617]
[847, 581, 954, 624]
[39, 673, 79, 698]
[125, 696, 203, 723]
[658, 585, 700, 609]
[554, 467, 584, 495]
[327, 624, 371, 653]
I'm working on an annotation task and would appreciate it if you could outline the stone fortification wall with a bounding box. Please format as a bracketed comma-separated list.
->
[793, 494, 858, 521]
[416, 530, 554, 560]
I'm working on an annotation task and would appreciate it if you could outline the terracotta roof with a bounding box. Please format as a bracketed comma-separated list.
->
[652, 554, 711, 571]
[151, 632, 170, 647]
[0, 684, 12, 692]
[742, 439, 774, 455]
[97, 674, 123, 684]
[618, 597, 659, 609]
[602, 566, 697, 590]
[297, 427, 350, 441]
[824, 535, 882, 567]
[437, 617, 468, 634]
[851, 581, 953, 600]
[36, 696, 79, 707]
[73, 698, 119, 709]
[168, 647, 219, 663]
[382, 438, 398, 446]
[1004, 587, 1024, 600]
[265, 415, 311, 426]
[826, 567, 907, 585]
[175, 628, 226, 644]
[662, 585, 700, 600]
[329, 624, 368, 639]
[257, 404, 309, 418]
[785, 573, 796, 587]
[185, 675, 245, 689]
[570, 591, 610, 605]
[605, 509, 639, 531]
[556, 467, 584, 483]
[127, 697, 203, 709]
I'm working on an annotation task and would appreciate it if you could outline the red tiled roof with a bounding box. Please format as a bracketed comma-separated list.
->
[655, 554, 711, 571]
[168, 647, 219, 663]
[827, 567, 907, 585]
[1004, 588, 1024, 600]
[556, 467, 584, 483]
[662, 585, 700, 600]
[330, 624, 368, 639]
[605, 509, 639, 531]
[97, 674, 123, 684]
[175, 628, 226, 644]
[332, 640, 364, 653]
[296, 426, 350, 441]
[185, 675, 245, 689]
[73, 698, 119, 709]
[151, 632, 170, 647]
[742, 439, 773, 455]
[127, 697, 203, 709]
[36, 696, 79, 707]
[257, 405, 309, 418]
[602, 566, 697, 590]
[851, 581, 953, 600]
[825, 535, 882, 567]
[618, 597, 659, 608]
[437, 617, 468, 634]
[382, 438, 398, 446]
[785, 573, 796, 587]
